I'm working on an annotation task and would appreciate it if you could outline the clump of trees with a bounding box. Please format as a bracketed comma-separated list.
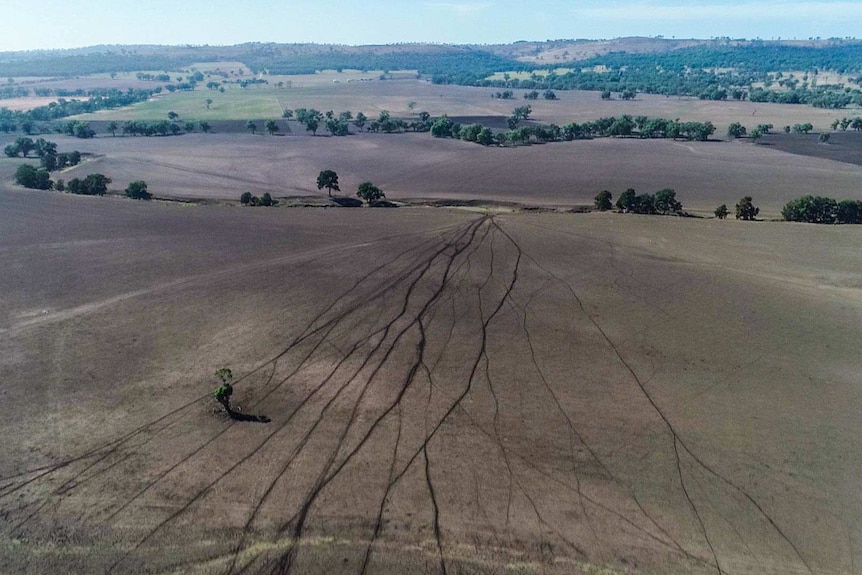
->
[782, 196, 862, 224]
[614, 188, 684, 215]
[714, 204, 729, 219]
[67, 173, 111, 196]
[830, 117, 862, 131]
[735, 196, 760, 220]
[357, 182, 385, 205]
[125, 181, 151, 200]
[239, 191, 276, 206]
[15, 165, 53, 190]
[594, 190, 613, 211]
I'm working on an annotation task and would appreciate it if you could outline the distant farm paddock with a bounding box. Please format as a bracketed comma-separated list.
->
[7, 129, 861, 218]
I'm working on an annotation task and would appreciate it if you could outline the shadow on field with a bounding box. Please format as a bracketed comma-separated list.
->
[330, 197, 363, 207]
[227, 407, 271, 423]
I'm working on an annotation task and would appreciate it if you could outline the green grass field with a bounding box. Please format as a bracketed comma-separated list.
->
[74, 86, 287, 121]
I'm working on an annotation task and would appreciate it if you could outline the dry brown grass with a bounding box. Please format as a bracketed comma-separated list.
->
[0, 187, 860, 574]
[27, 130, 862, 218]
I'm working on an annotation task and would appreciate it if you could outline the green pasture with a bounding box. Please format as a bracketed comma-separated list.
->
[72, 86, 288, 121]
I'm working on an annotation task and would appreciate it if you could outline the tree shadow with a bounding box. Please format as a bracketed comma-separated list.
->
[330, 197, 363, 207]
[226, 406, 271, 423]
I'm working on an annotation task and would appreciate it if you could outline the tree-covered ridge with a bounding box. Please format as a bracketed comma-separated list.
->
[240, 44, 524, 80]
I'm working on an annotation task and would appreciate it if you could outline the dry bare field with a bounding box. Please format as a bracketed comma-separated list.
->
[1, 187, 860, 575]
[14, 130, 862, 218]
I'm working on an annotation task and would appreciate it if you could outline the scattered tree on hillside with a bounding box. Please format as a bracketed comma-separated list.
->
[616, 188, 637, 212]
[357, 181, 385, 204]
[601, 90, 612, 100]
[199, 121, 211, 133]
[125, 180, 151, 200]
[818, 132, 830, 143]
[213, 368, 234, 413]
[168, 111, 179, 121]
[205, 98, 213, 110]
[653, 188, 683, 215]
[317, 170, 340, 197]
[15, 164, 52, 190]
[282, 109, 294, 120]
[714, 204, 729, 219]
[107, 121, 118, 137]
[67, 173, 111, 196]
[265, 120, 279, 135]
[782, 195, 838, 223]
[727, 122, 747, 138]
[184, 121, 195, 133]
[594, 190, 613, 211]
[620, 89, 637, 100]
[735, 196, 759, 220]
[353, 112, 367, 132]
[240, 191, 253, 205]
[246, 120, 257, 134]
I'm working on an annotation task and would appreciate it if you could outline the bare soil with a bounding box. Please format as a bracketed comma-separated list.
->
[8, 130, 861, 218]
[0, 187, 860, 574]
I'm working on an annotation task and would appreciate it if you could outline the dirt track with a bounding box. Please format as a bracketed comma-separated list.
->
[1, 189, 860, 574]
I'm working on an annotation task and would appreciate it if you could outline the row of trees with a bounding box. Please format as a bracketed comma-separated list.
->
[14, 166, 152, 200]
[782, 196, 862, 224]
[593, 189, 765, 221]
[4, 137, 83, 171]
[430, 114, 717, 147]
[594, 188, 684, 215]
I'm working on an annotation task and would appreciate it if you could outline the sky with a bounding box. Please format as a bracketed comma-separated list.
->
[2, 0, 861, 52]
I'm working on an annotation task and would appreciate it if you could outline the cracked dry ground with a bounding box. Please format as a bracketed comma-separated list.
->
[1, 196, 860, 575]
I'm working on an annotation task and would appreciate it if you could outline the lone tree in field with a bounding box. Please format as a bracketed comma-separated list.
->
[353, 112, 367, 132]
[107, 121, 118, 137]
[205, 98, 213, 110]
[714, 204, 729, 219]
[317, 170, 340, 197]
[246, 120, 257, 134]
[265, 120, 279, 135]
[735, 196, 760, 220]
[357, 181, 385, 205]
[199, 121, 211, 133]
[213, 368, 234, 413]
[125, 180, 151, 200]
[594, 190, 613, 211]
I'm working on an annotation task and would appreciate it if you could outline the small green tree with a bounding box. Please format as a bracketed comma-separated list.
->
[653, 188, 682, 215]
[818, 132, 830, 143]
[107, 121, 118, 137]
[184, 121, 195, 133]
[259, 192, 274, 206]
[125, 181, 151, 200]
[353, 112, 367, 132]
[714, 204, 729, 219]
[199, 121, 211, 133]
[214, 368, 234, 413]
[616, 188, 637, 212]
[265, 120, 279, 135]
[205, 98, 213, 110]
[357, 182, 385, 204]
[727, 122, 746, 138]
[317, 170, 340, 197]
[594, 190, 613, 211]
[240, 191, 253, 205]
[735, 196, 759, 220]
[246, 120, 257, 134]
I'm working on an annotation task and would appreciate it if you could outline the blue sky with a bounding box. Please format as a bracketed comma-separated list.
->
[2, 0, 861, 51]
